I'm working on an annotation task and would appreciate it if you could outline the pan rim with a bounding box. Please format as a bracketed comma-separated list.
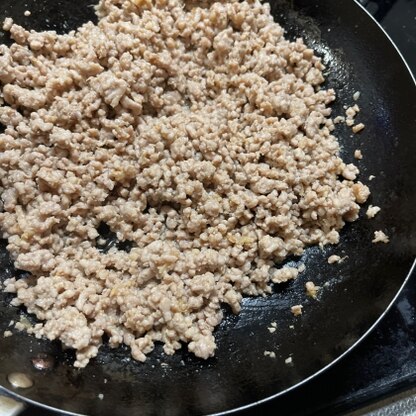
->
[0, 1, 415, 415]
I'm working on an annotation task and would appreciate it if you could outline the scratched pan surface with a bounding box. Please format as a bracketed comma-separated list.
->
[0, 0, 415, 415]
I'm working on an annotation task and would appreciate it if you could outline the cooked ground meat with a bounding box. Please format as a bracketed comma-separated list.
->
[0, 0, 370, 367]
[285, 356, 293, 365]
[267, 321, 277, 333]
[305, 281, 319, 298]
[352, 123, 365, 133]
[366, 205, 381, 219]
[354, 149, 363, 160]
[343, 104, 365, 133]
[291, 305, 303, 316]
[327, 254, 346, 264]
[372, 230, 390, 244]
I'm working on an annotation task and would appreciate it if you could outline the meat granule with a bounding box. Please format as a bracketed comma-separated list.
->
[354, 149, 363, 160]
[366, 205, 381, 219]
[352, 123, 365, 133]
[305, 281, 319, 299]
[372, 231, 390, 244]
[271, 266, 301, 284]
[327, 254, 345, 264]
[267, 321, 277, 333]
[0, 0, 370, 367]
[291, 305, 303, 316]
[333, 116, 345, 124]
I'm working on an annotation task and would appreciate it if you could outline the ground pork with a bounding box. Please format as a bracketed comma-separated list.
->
[305, 281, 319, 299]
[342, 102, 365, 133]
[291, 305, 303, 316]
[264, 350, 276, 358]
[327, 254, 347, 264]
[0, 0, 370, 367]
[352, 123, 365, 133]
[354, 149, 363, 160]
[366, 205, 381, 219]
[372, 230, 390, 244]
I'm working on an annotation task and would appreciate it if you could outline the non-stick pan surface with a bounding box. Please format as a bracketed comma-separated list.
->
[0, 1, 415, 415]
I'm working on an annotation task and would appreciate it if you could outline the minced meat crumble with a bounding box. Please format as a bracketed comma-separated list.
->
[0, 0, 370, 367]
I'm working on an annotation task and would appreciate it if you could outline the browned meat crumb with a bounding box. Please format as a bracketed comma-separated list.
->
[305, 281, 319, 299]
[344, 104, 365, 133]
[346, 106, 359, 118]
[352, 183, 371, 204]
[2, 17, 13, 31]
[372, 230, 390, 244]
[291, 305, 303, 316]
[352, 123, 365, 133]
[366, 205, 381, 219]
[342, 164, 359, 181]
[0, 0, 370, 367]
[354, 149, 363, 160]
[267, 321, 277, 333]
[334, 116, 346, 124]
[14, 323, 25, 332]
[271, 267, 300, 284]
[327, 254, 344, 264]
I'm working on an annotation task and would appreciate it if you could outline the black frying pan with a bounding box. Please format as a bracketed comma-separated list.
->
[0, 0, 415, 415]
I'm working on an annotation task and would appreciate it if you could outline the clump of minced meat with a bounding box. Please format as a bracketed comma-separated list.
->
[0, 0, 370, 367]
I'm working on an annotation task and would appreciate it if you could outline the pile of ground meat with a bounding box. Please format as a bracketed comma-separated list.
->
[0, 0, 370, 367]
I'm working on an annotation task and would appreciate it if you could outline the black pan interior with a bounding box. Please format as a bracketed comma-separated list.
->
[0, 1, 415, 415]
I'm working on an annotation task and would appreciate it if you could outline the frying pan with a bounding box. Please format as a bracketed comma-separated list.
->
[0, 0, 415, 415]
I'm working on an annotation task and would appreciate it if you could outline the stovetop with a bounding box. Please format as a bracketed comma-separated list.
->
[18, 1, 416, 416]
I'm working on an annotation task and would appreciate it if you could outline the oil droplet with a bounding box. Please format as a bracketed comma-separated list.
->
[31, 353, 54, 371]
[7, 372, 33, 389]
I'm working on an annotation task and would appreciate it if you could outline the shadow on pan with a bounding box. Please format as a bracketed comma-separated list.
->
[0, 0, 415, 415]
